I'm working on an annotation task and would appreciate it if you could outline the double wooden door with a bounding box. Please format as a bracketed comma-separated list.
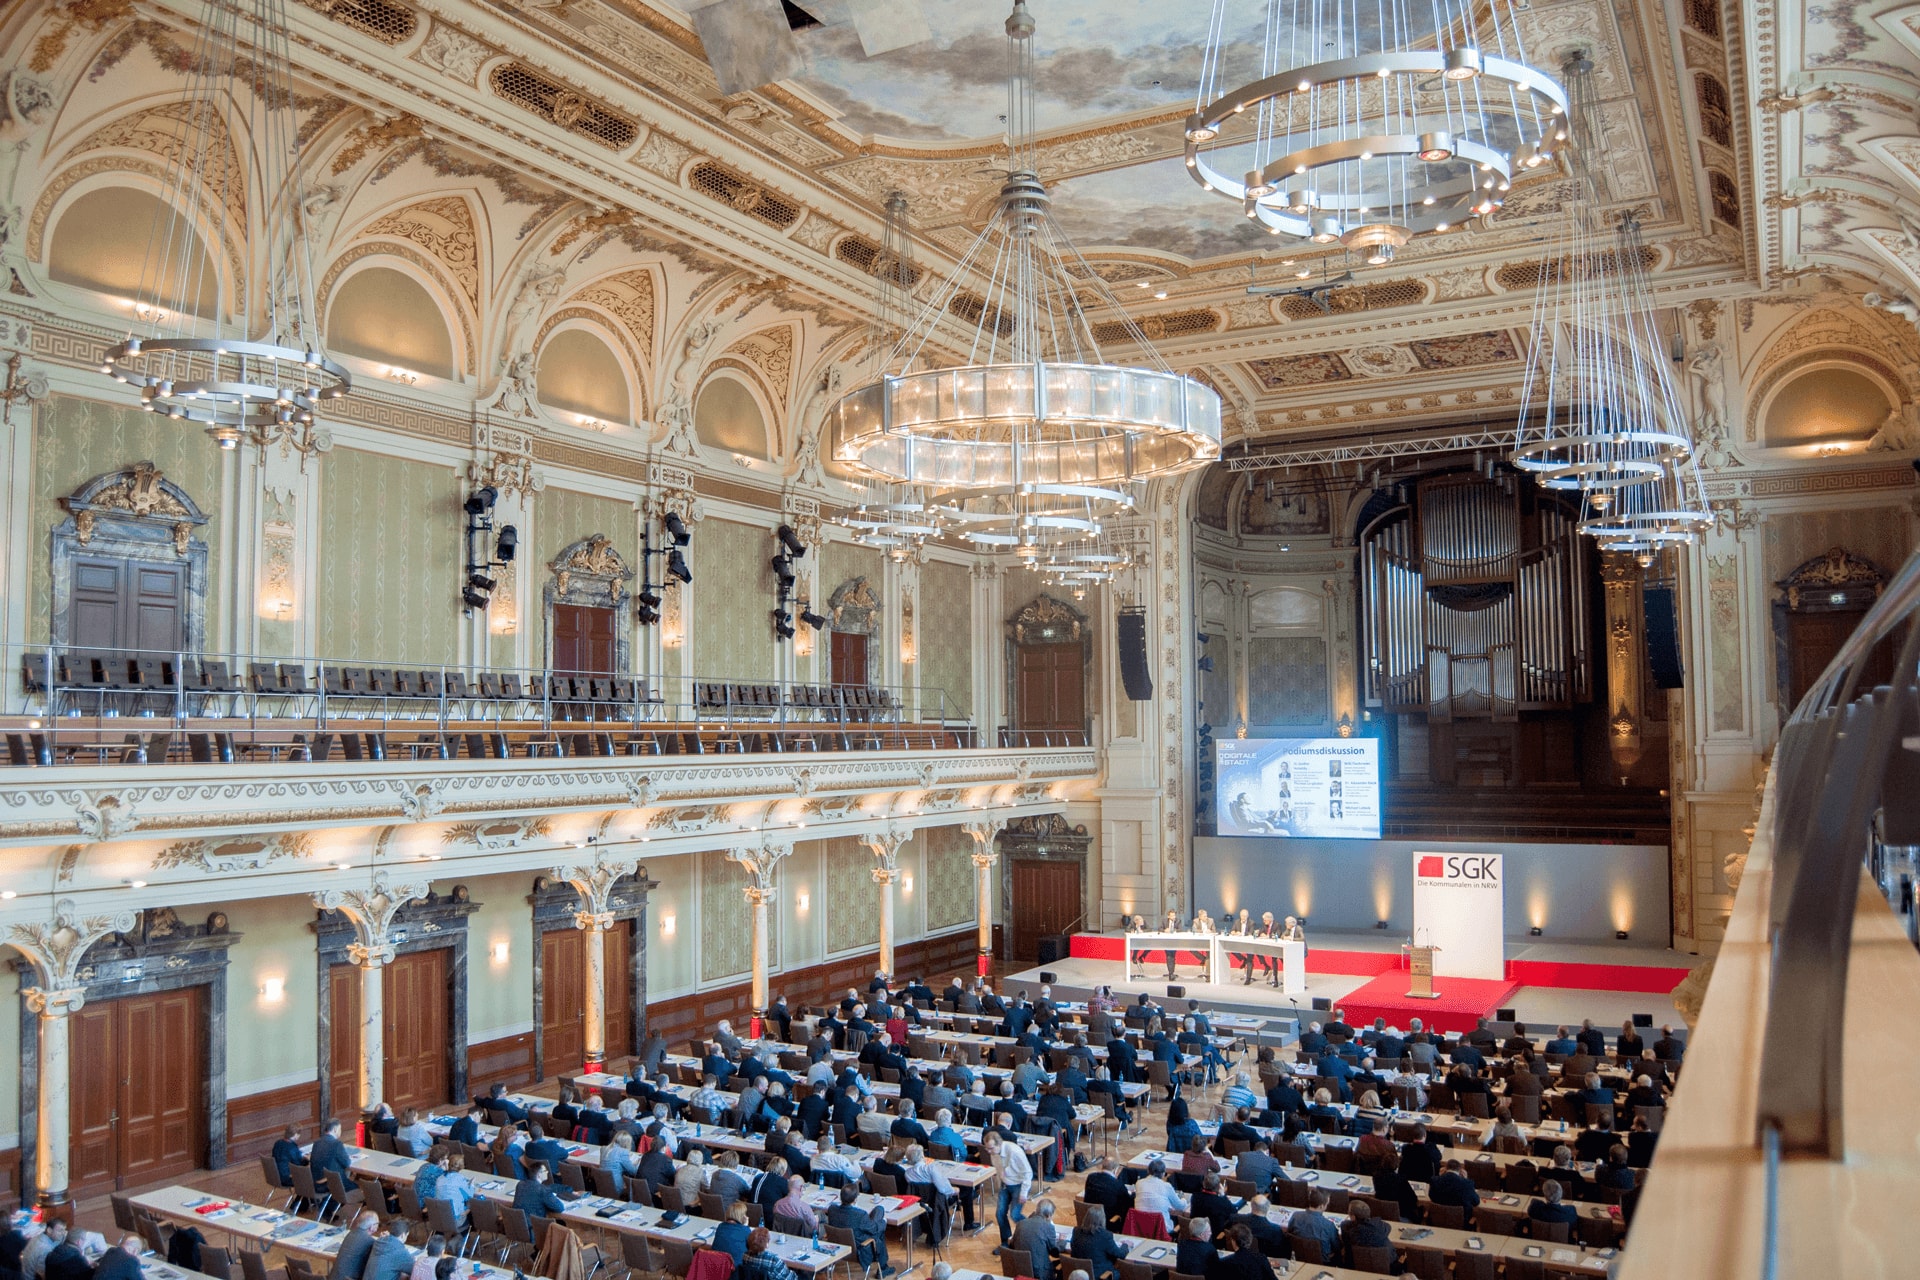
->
[540, 923, 634, 1077]
[68, 556, 186, 652]
[1008, 858, 1082, 962]
[70, 987, 206, 1196]
[1015, 642, 1085, 731]
[554, 604, 616, 677]
[830, 632, 868, 687]
[326, 948, 451, 1117]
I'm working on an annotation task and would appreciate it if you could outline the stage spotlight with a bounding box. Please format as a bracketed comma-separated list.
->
[637, 601, 660, 625]
[639, 588, 662, 609]
[772, 555, 797, 586]
[663, 512, 691, 545]
[777, 524, 807, 558]
[1615, 930, 1629, 940]
[461, 586, 490, 609]
[773, 609, 796, 639]
[1528, 926, 1543, 936]
[666, 548, 693, 583]
[495, 525, 518, 561]
[800, 607, 828, 629]
[464, 485, 498, 516]
[468, 571, 496, 592]
[1375, 919, 1389, 929]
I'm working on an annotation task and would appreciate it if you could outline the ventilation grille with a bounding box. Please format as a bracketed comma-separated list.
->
[1494, 245, 1659, 290]
[689, 162, 802, 230]
[298, 0, 418, 44]
[488, 63, 637, 150]
[1277, 279, 1427, 320]
[1091, 308, 1220, 345]
[1683, 0, 1721, 37]
[948, 291, 1013, 337]
[834, 235, 923, 289]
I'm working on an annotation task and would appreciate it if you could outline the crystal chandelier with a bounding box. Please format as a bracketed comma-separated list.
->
[1509, 56, 1708, 549]
[101, 0, 348, 446]
[825, 0, 1221, 555]
[1185, 0, 1569, 259]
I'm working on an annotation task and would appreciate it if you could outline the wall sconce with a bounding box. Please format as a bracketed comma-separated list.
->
[661, 911, 676, 936]
[901, 642, 917, 666]
[796, 891, 810, 911]
[273, 598, 294, 620]
[259, 977, 285, 1003]
[901, 873, 914, 894]
[489, 941, 511, 966]
[384, 366, 419, 384]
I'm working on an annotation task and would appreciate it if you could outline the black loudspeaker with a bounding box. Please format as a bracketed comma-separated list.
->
[1036, 936, 1065, 966]
[1039, 971, 1058, 985]
[1117, 607, 1154, 701]
[1496, 1008, 1517, 1022]
[1633, 1013, 1654, 1027]
[1167, 985, 1186, 999]
[1311, 997, 1332, 1012]
[1644, 586, 1684, 689]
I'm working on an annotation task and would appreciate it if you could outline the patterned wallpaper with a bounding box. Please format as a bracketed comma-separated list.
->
[28, 394, 228, 644]
[920, 559, 973, 718]
[823, 837, 881, 950]
[1761, 506, 1913, 587]
[921, 825, 976, 932]
[696, 518, 775, 679]
[531, 485, 637, 664]
[1248, 635, 1329, 725]
[821, 540, 885, 653]
[700, 848, 775, 981]
[317, 446, 462, 664]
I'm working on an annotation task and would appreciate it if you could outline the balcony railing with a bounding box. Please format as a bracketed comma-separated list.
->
[2, 641, 980, 766]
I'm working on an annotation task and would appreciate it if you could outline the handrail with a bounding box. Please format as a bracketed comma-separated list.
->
[1757, 548, 1920, 1156]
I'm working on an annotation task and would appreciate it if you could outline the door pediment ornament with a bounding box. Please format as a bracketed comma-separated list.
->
[64, 461, 209, 556]
[1008, 593, 1086, 645]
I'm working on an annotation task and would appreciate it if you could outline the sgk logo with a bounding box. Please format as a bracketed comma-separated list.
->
[1417, 854, 1499, 880]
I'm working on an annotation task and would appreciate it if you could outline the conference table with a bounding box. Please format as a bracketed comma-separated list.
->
[1122, 931, 1306, 991]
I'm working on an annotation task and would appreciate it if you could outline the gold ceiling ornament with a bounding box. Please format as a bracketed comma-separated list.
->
[99, 0, 350, 447]
[825, 2, 1220, 561]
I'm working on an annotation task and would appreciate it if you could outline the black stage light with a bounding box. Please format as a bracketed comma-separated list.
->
[464, 485, 498, 516]
[637, 602, 660, 625]
[773, 609, 795, 639]
[495, 525, 518, 560]
[777, 524, 807, 558]
[639, 588, 662, 608]
[468, 571, 496, 592]
[1528, 926, 1543, 936]
[800, 608, 828, 629]
[1615, 930, 1630, 940]
[667, 548, 692, 583]
[462, 586, 490, 609]
[772, 555, 797, 585]
[664, 512, 691, 545]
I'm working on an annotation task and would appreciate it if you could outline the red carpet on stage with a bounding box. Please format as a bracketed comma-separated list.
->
[1335, 971, 1523, 1035]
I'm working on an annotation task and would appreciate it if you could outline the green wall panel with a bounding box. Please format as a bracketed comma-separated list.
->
[695, 518, 774, 679]
[824, 837, 881, 951]
[531, 486, 637, 664]
[700, 848, 774, 981]
[316, 446, 461, 663]
[920, 559, 972, 717]
[922, 825, 975, 932]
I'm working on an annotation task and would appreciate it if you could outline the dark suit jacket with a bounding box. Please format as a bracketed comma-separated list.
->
[1372, 1169, 1421, 1221]
[1653, 1036, 1685, 1061]
[44, 1243, 92, 1280]
[329, 1227, 376, 1280]
[1529, 1200, 1579, 1226]
[1616, 1034, 1644, 1058]
[1575, 1030, 1607, 1056]
[524, 1138, 570, 1172]
[93, 1249, 145, 1280]
[1343, 1215, 1393, 1250]
[1191, 1191, 1239, 1232]
[361, 1237, 414, 1280]
[1233, 1211, 1288, 1258]
[1506, 1072, 1544, 1097]
[271, 1137, 309, 1182]
[639, 1149, 677, 1191]
[1427, 1172, 1481, 1212]
[309, 1134, 355, 1182]
[1176, 1241, 1216, 1275]
[796, 1093, 831, 1140]
[1399, 1142, 1443, 1184]
[1083, 1171, 1132, 1226]
[447, 1117, 481, 1147]
[512, 1178, 569, 1219]
[1203, 1246, 1275, 1280]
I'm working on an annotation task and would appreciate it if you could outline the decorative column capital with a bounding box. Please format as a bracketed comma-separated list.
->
[6, 899, 136, 992]
[727, 840, 792, 897]
[23, 986, 86, 1017]
[314, 872, 430, 955]
[859, 827, 910, 871]
[574, 909, 616, 932]
[962, 819, 1006, 864]
[556, 856, 643, 917]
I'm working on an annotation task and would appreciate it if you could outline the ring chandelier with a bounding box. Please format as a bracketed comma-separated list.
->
[825, 1, 1221, 556]
[100, 0, 349, 445]
[1509, 55, 1707, 551]
[1185, 0, 1569, 260]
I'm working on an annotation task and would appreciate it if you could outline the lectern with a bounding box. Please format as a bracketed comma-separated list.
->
[1403, 942, 1442, 999]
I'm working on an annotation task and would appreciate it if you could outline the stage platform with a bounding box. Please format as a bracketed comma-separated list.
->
[1000, 929, 1695, 1041]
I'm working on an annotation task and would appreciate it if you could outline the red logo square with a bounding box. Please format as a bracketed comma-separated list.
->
[1418, 855, 1444, 878]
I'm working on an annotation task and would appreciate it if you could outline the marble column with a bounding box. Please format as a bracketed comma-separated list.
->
[314, 874, 428, 1118]
[725, 842, 791, 1032]
[963, 819, 1006, 975]
[558, 856, 641, 1073]
[860, 829, 909, 977]
[8, 901, 135, 1219]
[27, 987, 82, 1219]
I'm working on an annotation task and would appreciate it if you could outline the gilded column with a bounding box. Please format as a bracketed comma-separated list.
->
[963, 819, 1007, 975]
[557, 855, 641, 1072]
[7, 900, 135, 1220]
[314, 874, 428, 1114]
[1600, 551, 1646, 775]
[860, 828, 910, 976]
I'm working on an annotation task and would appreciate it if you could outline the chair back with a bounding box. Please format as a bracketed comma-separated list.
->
[201, 1249, 234, 1280]
[588, 1166, 621, 1198]
[284, 1259, 319, 1280]
[1635, 1104, 1665, 1133]
[238, 1248, 275, 1280]
[1509, 1093, 1542, 1124]
[1584, 1102, 1615, 1129]
[469, 1198, 502, 1239]
[1287, 1235, 1327, 1264]
[255, 1157, 291, 1194]
[1450, 1248, 1498, 1280]
[425, 1196, 464, 1240]
[1404, 1248, 1451, 1280]
[1352, 1243, 1398, 1273]
[770, 1212, 812, 1238]
[1459, 1092, 1491, 1119]
[657, 1186, 686, 1214]
[699, 1191, 726, 1220]
[1120, 1210, 1168, 1241]
[995, 1246, 1038, 1279]
[866, 1170, 900, 1196]
[620, 1236, 660, 1274]
[1504, 1164, 1539, 1195]
[1532, 1219, 1571, 1243]
[1354, 1193, 1399, 1222]
[1317, 1145, 1354, 1173]
[556, 1160, 587, 1193]
[369, 1132, 397, 1154]
[1428, 1202, 1468, 1229]
[684, 1250, 734, 1280]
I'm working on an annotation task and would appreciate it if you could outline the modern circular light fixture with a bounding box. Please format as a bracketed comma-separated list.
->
[1185, 0, 1567, 249]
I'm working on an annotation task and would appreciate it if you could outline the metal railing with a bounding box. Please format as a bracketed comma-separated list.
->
[1, 640, 979, 766]
[1757, 546, 1920, 1158]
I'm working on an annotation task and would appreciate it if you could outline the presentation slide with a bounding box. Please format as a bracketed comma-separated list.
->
[1216, 737, 1382, 839]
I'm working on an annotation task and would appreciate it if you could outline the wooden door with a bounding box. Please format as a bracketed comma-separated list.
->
[541, 929, 587, 1078]
[1785, 610, 1897, 709]
[1015, 643, 1085, 731]
[327, 964, 362, 1120]
[605, 920, 634, 1060]
[67, 987, 206, 1196]
[1009, 858, 1082, 962]
[830, 632, 868, 687]
[67, 557, 186, 653]
[553, 604, 616, 676]
[382, 949, 450, 1112]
